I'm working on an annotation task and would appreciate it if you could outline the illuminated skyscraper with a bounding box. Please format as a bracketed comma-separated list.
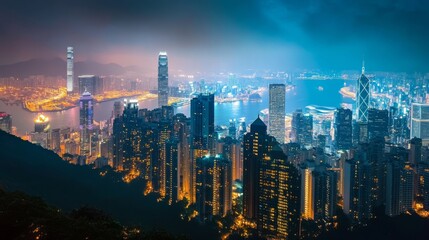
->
[243, 116, 275, 220]
[34, 114, 50, 133]
[190, 93, 215, 202]
[158, 52, 169, 107]
[269, 84, 286, 143]
[79, 91, 94, 157]
[257, 145, 300, 239]
[78, 75, 100, 95]
[334, 108, 353, 150]
[291, 109, 313, 146]
[385, 161, 414, 216]
[195, 155, 232, 222]
[165, 138, 179, 205]
[411, 103, 429, 145]
[0, 112, 12, 133]
[367, 108, 389, 140]
[67, 46, 74, 92]
[356, 62, 370, 122]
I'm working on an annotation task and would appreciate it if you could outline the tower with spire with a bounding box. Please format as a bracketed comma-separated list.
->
[356, 60, 370, 123]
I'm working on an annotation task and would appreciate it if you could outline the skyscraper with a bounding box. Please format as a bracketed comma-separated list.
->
[195, 155, 232, 222]
[78, 75, 99, 95]
[385, 161, 414, 216]
[257, 145, 300, 239]
[356, 62, 370, 122]
[411, 103, 429, 145]
[79, 91, 94, 157]
[67, 46, 74, 92]
[243, 116, 275, 220]
[269, 84, 286, 143]
[291, 109, 313, 146]
[158, 52, 169, 107]
[367, 108, 389, 140]
[34, 114, 50, 133]
[0, 112, 12, 133]
[334, 108, 353, 150]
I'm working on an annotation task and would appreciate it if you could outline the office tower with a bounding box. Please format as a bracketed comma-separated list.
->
[300, 160, 316, 219]
[385, 161, 414, 216]
[195, 155, 232, 222]
[269, 84, 286, 143]
[257, 145, 300, 239]
[411, 103, 429, 145]
[155, 119, 173, 195]
[0, 112, 12, 133]
[67, 46, 74, 92]
[165, 138, 179, 204]
[34, 114, 50, 133]
[217, 136, 242, 181]
[30, 132, 48, 149]
[367, 108, 389, 140]
[356, 62, 370, 122]
[158, 52, 169, 107]
[113, 101, 124, 119]
[49, 128, 61, 152]
[243, 116, 275, 220]
[190, 93, 215, 155]
[79, 91, 94, 157]
[343, 157, 372, 223]
[190, 93, 215, 202]
[409, 137, 423, 164]
[417, 162, 429, 210]
[78, 75, 99, 95]
[334, 108, 353, 150]
[312, 166, 338, 220]
[291, 109, 313, 146]
[172, 113, 192, 200]
[228, 119, 237, 139]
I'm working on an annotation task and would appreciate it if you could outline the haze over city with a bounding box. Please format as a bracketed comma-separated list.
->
[1, 0, 429, 72]
[1, 1, 429, 240]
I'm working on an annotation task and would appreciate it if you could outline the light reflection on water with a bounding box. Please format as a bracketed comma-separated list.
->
[1, 80, 354, 135]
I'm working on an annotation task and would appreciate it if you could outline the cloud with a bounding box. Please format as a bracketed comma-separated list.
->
[0, 0, 428, 72]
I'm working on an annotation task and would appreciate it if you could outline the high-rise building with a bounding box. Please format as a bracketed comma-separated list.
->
[34, 114, 50, 133]
[411, 103, 429, 145]
[291, 109, 313, 146]
[113, 100, 124, 119]
[49, 128, 61, 153]
[409, 137, 423, 165]
[158, 52, 169, 107]
[257, 145, 300, 239]
[312, 166, 338, 220]
[243, 116, 275, 220]
[113, 99, 146, 182]
[269, 84, 286, 143]
[385, 161, 414, 216]
[0, 112, 12, 133]
[356, 62, 370, 122]
[78, 75, 99, 95]
[368, 108, 389, 140]
[165, 138, 179, 205]
[195, 155, 232, 222]
[190, 93, 215, 153]
[334, 108, 353, 150]
[217, 136, 242, 181]
[79, 91, 94, 157]
[190, 93, 215, 202]
[67, 46, 74, 92]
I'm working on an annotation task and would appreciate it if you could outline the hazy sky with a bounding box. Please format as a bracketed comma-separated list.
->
[1, 0, 428, 72]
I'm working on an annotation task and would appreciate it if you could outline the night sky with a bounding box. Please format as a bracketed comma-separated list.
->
[1, 0, 428, 72]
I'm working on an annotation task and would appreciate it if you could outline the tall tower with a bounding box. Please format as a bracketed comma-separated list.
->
[243, 116, 275, 220]
[67, 47, 74, 93]
[356, 61, 370, 122]
[269, 84, 286, 143]
[411, 103, 429, 145]
[334, 108, 353, 150]
[79, 91, 93, 157]
[158, 52, 169, 107]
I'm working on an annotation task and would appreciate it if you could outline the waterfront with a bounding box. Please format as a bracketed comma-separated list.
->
[1, 79, 354, 135]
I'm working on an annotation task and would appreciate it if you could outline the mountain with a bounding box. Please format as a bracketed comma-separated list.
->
[0, 58, 133, 78]
[0, 130, 218, 239]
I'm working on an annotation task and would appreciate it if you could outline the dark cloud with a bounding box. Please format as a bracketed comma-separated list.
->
[0, 0, 428, 72]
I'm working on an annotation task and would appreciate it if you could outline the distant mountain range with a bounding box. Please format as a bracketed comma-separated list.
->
[0, 58, 140, 78]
